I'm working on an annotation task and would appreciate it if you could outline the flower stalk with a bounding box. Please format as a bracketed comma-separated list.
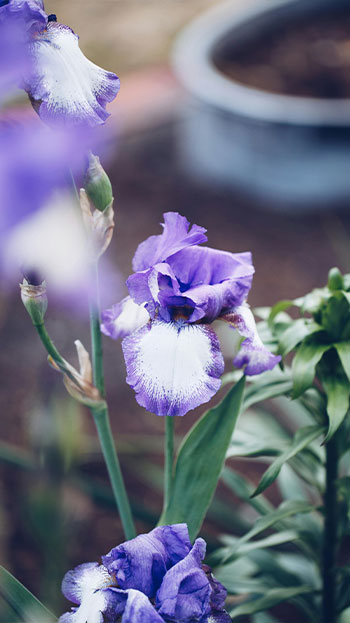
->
[164, 416, 174, 512]
[322, 436, 339, 623]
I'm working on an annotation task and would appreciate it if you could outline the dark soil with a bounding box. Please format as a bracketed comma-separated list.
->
[216, 7, 350, 98]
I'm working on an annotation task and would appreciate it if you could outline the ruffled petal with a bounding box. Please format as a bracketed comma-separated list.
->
[127, 262, 180, 320]
[132, 212, 207, 272]
[156, 538, 211, 623]
[102, 524, 191, 599]
[25, 22, 120, 126]
[1, 0, 47, 32]
[122, 320, 224, 417]
[223, 304, 281, 375]
[101, 296, 149, 340]
[121, 589, 164, 623]
[59, 563, 118, 623]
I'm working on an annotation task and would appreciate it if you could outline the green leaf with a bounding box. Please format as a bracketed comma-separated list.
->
[230, 585, 314, 618]
[278, 319, 321, 357]
[318, 353, 350, 441]
[225, 530, 299, 560]
[268, 300, 294, 327]
[0, 566, 56, 623]
[223, 501, 313, 564]
[320, 292, 350, 341]
[335, 342, 350, 383]
[159, 377, 245, 540]
[292, 339, 331, 398]
[252, 425, 326, 497]
[221, 467, 274, 516]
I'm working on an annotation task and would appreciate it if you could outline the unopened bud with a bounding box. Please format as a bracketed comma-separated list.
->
[328, 267, 343, 291]
[85, 153, 113, 213]
[20, 278, 48, 325]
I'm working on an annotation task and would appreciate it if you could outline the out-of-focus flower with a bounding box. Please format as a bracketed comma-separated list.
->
[59, 524, 231, 623]
[101, 212, 281, 417]
[0, 1, 120, 126]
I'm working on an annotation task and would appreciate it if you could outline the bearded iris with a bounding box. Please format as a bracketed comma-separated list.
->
[1, 0, 120, 125]
[101, 212, 280, 417]
[59, 524, 231, 623]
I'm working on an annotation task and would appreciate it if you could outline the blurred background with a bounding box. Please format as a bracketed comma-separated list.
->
[1, 0, 350, 620]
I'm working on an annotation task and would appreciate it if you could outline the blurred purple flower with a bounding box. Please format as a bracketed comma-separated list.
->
[101, 212, 281, 417]
[0, 1, 119, 125]
[59, 524, 231, 623]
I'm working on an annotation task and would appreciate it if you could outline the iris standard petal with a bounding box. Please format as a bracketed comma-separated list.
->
[0, 0, 47, 32]
[101, 296, 150, 340]
[132, 212, 207, 272]
[25, 22, 120, 126]
[223, 303, 281, 375]
[127, 262, 180, 319]
[102, 524, 192, 599]
[121, 320, 224, 417]
[121, 589, 164, 623]
[156, 538, 211, 623]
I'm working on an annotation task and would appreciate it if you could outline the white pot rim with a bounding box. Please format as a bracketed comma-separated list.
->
[173, 0, 350, 127]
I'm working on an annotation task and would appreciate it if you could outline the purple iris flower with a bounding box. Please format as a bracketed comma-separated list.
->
[101, 212, 281, 417]
[59, 524, 231, 623]
[0, 0, 120, 126]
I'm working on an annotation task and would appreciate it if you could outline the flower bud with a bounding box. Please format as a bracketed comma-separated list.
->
[85, 153, 113, 213]
[328, 267, 343, 292]
[20, 278, 48, 325]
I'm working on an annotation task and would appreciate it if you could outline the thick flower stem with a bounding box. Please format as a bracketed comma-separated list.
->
[89, 259, 136, 540]
[322, 437, 339, 623]
[164, 416, 175, 511]
[91, 403, 136, 540]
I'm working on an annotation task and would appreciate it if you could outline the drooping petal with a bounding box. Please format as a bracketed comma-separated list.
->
[102, 524, 191, 599]
[121, 589, 164, 623]
[25, 22, 120, 126]
[101, 296, 150, 340]
[59, 563, 120, 623]
[132, 212, 207, 272]
[121, 320, 224, 417]
[156, 538, 212, 623]
[223, 304, 281, 375]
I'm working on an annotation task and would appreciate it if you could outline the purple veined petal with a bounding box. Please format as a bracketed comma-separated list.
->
[121, 589, 164, 623]
[61, 562, 113, 605]
[156, 538, 212, 623]
[132, 212, 207, 272]
[0, 0, 47, 33]
[102, 524, 192, 599]
[101, 296, 150, 340]
[202, 565, 227, 613]
[127, 262, 180, 320]
[59, 563, 119, 623]
[25, 22, 120, 126]
[223, 303, 281, 376]
[122, 320, 224, 417]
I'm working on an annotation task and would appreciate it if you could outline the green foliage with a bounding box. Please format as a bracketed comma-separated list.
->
[0, 566, 56, 623]
[159, 376, 245, 541]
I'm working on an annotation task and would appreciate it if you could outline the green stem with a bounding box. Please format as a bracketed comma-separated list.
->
[322, 437, 339, 623]
[91, 404, 136, 540]
[164, 416, 174, 511]
[35, 322, 66, 367]
[89, 261, 105, 397]
[88, 259, 136, 539]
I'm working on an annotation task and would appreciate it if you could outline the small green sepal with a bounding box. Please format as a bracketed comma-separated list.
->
[20, 279, 48, 326]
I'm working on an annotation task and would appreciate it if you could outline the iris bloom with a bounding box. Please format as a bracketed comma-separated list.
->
[1, 0, 120, 125]
[59, 524, 231, 623]
[101, 212, 280, 417]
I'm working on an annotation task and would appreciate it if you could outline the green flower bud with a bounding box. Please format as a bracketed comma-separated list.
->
[328, 267, 344, 292]
[85, 153, 113, 213]
[20, 279, 48, 325]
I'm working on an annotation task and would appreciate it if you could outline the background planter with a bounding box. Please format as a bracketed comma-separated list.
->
[173, 0, 350, 208]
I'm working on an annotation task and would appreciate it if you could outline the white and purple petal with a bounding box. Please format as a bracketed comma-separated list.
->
[122, 320, 224, 417]
[127, 262, 180, 320]
[102, 524, 191, 599]
[59, 563, 119, 623]
[25, 22, 120, 126]
[101, 296, 149, 340]
[156, 538, 211, 622]
[132, 212, 207, 272]
[223, 304, 281, 375]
